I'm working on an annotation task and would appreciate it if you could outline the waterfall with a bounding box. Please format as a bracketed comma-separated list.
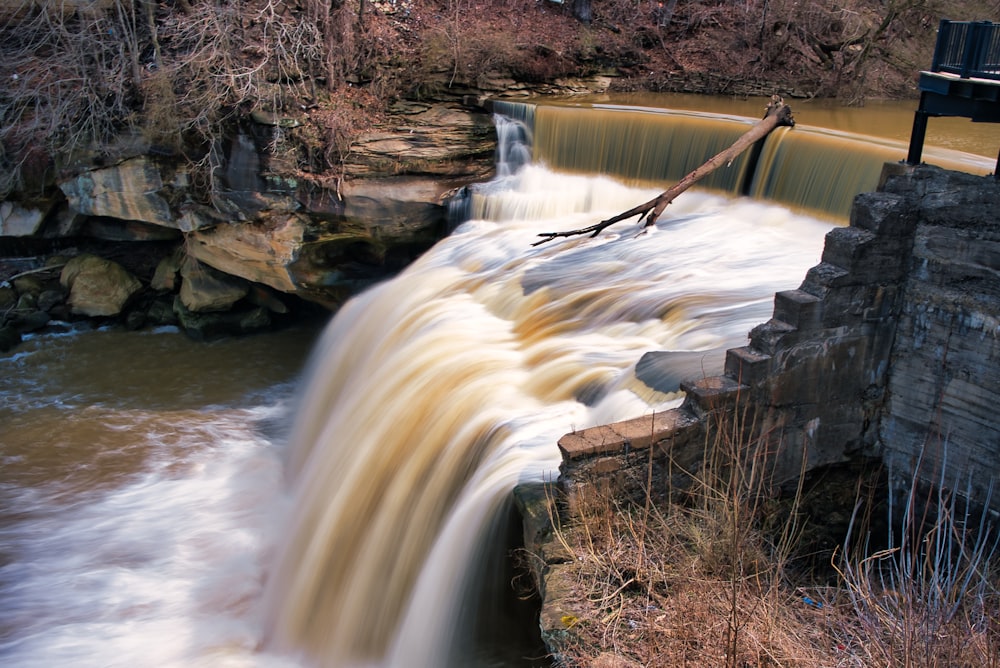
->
[262, 101, 837, 666]
[522, 101, 993, 219]
[493, 109, 533, 178]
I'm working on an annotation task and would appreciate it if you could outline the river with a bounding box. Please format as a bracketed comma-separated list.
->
[0, 93, 995, 667]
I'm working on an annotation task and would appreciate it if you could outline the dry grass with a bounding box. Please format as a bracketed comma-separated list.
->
[543, 420, 1000, 667]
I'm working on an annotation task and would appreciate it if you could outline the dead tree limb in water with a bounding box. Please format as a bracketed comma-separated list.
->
[532, 95, 795, 247]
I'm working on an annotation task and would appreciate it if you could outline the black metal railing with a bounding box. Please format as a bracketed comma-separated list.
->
[930, 19, 1000, 80]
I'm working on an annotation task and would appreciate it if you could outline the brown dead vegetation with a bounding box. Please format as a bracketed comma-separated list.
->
[1, 0, 998, 198]
[538, 414, 1000, 667]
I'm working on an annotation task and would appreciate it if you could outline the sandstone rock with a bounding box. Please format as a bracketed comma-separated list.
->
[179, 257, 249, 313]
[345, 104, 495, 179]
[151, 251, 183, 292]
[60, 253, 143, 317]
[186, 216, 305, 294]
[339, 177, 449, 235]
[0, 200, 48, 236]
[59, 157, 175, 227]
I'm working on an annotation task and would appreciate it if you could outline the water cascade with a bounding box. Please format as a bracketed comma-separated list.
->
[261, 106, 837, 667]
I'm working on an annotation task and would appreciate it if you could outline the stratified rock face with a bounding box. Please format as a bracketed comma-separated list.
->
[5, 101, 496, 308]
[59, 253, 143, 316]
[879, 167, 1000, 505]
[59, 157, 176, 227]
[343, 104, 496, 179]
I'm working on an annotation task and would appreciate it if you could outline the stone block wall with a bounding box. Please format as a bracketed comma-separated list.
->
[878, 167, 1000, 504]
[550, 164, 1000, 512]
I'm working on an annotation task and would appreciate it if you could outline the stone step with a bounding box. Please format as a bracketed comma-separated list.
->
[680, 374, 749, 416]
[821, 225, 911, 283]
[773, 289, 822, 330]
[724, 346, 771, 386]
[821, 226, 877, 271]
[748, 318, 795, 355]
[557, 407, 702, 461]
[799, 262, 851, 298]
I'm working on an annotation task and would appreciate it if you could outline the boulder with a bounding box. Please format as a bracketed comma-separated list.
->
[339, 177, 449, 234]
[0, 200, 49, 236]
[185, 215, 306, 294]
[0, 325, 20, 352]
[151, 251, 183, 292]
[173, 298, 272, 341]
[60, 253, 143, 316]
[178, 257, 250, 312]
[59, 157, 176, 227]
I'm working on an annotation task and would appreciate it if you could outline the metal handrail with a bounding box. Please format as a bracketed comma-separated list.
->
[930, 19, 1000, 80]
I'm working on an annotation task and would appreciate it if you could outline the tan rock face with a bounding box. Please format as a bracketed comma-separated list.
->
[60, 254, 142, 317]
[345, 105, 496, 179]
[151, 252, 183, 292]
[59, 157, 175, 227]
[186, 215, 305, 294]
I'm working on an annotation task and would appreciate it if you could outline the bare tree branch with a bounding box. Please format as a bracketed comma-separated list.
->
[532, 94, 795, 247]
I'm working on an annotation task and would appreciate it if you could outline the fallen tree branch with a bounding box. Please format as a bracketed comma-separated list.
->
[532, 94, 795, 247]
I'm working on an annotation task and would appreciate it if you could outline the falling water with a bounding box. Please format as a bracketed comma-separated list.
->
[523, 100, 995, 218]
[260, 121, 836, 665]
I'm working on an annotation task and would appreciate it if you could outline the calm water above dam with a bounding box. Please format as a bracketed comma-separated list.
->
[1, 93, 996, 667]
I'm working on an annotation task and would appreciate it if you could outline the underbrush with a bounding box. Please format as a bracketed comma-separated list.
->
[543, 422, 1000, 667]
[2, 0, 989, 199]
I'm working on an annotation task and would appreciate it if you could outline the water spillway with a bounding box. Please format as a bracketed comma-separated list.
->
[503, 99, 994, 219]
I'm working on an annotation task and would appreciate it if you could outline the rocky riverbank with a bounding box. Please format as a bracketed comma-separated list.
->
[0, 95, 505, 350]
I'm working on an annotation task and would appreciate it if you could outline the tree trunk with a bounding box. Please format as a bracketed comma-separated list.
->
[533, 95, 795, 247]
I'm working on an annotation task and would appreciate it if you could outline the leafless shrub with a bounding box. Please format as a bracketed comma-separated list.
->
[837, 439, 1000, 667]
